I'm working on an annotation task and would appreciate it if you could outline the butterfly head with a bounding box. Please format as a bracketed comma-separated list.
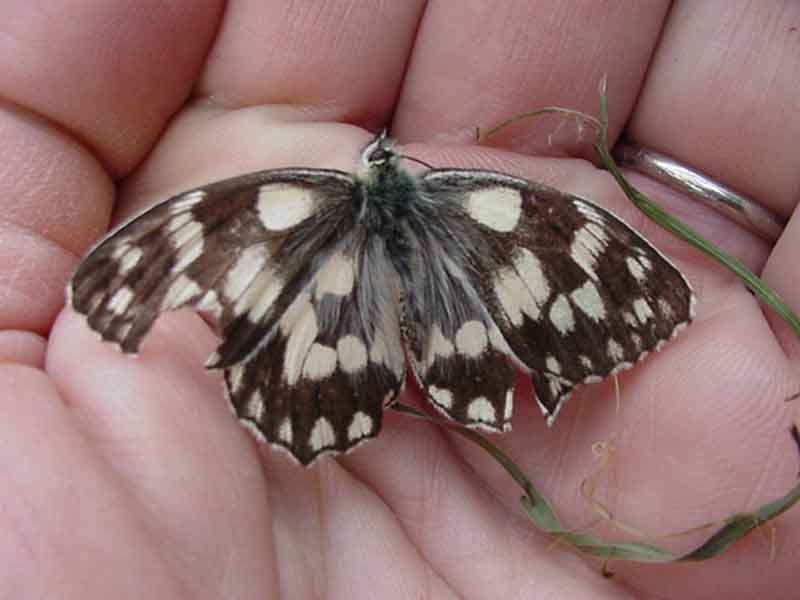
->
[361, 129, 397, 170]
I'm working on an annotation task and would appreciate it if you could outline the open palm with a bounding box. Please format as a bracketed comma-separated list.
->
[2, 2, 798, 598]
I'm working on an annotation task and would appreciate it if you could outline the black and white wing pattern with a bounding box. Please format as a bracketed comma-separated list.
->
[69, 131, 695, 466]
[417, 170, 695, 423]
[69, 168, 405, 464]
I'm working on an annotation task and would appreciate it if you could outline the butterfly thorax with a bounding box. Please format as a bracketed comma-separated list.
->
[356, 144, 425, 279]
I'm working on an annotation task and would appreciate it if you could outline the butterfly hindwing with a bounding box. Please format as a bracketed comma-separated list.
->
[396, 203, 517, 432]
[420, 170, 694, 420]
[226, 241, 406, 464]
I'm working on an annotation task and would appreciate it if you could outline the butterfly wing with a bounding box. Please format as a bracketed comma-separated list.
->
[403, 310, 517, 433]
[69, 168, 404, 464]
[70, 169, 356, 351]
[219, 234, 406, 464]
[398, 206, 517, 432]
[418, 169, 695, 422]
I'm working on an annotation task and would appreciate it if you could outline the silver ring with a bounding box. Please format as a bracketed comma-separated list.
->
[614, 142, 785, 243]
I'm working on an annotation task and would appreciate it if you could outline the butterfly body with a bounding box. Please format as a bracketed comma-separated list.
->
[69, 133, 694, 465]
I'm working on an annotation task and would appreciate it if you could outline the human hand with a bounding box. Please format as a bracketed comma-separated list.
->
[2, 2, 798, 598]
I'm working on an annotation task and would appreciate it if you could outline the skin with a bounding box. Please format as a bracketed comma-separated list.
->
[1, 1, 799, 598]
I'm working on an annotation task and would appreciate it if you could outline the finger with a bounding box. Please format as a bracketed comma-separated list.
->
[342, 408, 628, 599]
[763, 213, 800, 358]
[0, 2, 223, 361]
[0, 365, 185, 596]
[589, 2, 800, 594]
[48, 309, 278, 598]
[0, 109, 111, 337]
[199, 0, 425, 130]
[0, 1, 223, 174]
[627, 2, 800, 219]
[0, 331, 45, 367]
[392, 0, 669, 151]
[116, 0, 427, 219]
[624, 1, 800, 350]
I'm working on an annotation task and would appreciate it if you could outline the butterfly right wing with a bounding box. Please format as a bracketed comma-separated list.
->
[417, 169, 695, 423]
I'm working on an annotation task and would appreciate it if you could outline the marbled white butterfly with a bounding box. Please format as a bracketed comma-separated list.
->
[68, 132, 695, 465]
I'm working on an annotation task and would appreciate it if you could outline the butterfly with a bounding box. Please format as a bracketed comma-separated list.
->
[68, 131, 695, 465]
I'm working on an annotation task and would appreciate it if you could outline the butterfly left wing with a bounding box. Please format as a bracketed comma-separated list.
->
[69, 169, 359, 353]
[69, 168, 408, 464]
[418, 169, 695, 422]
[221, 239, 406, 464]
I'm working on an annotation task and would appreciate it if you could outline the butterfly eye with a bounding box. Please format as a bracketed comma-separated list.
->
[365, 146, 395, 167]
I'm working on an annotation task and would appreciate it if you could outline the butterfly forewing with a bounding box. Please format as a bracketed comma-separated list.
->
[70, 169, 355, 352]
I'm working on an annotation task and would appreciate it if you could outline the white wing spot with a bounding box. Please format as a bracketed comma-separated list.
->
[197, 289, 222, 317]
[228, 364, 245, 393]
[309, 417, 336, 451]
[607, 338, 625, 362]
[580, 355, 593, 370]
[244, 270, 283, 322]
[467, 396, 496, 424]
[258, 184, 315, 231]
[576, 202, 606, 224]
[107, 286, 134, 315]
[427, 323, 455, 365]
[622, 311, 637, 327]
[570, 280, 606, 321]
[494, 268, 538, 324]
[548, 377, 566, 402]
[347, 411, 374, 441]
[455, 320, 488, 358]
[165, 212, 191, 234]
[246, 390, 265, 421]
[514, 248, 550, 307]
[633, 298, 655, 324]
[170, 216, 204, 247]
[464, 187, 522, 232]
[545, 355, 561, 374]
[369, 332, 388, 364]
[282, 294, 319, 385]
[503, 389, 514, 421]
[487, 324, 512, 354]
[302, 342, 337, 381]
[549, 294, 575, 335]
[337, 335, 368, 374]
[113, 245, 143, 274]
[278, 417, 293, 444]
[169, 190, 206, 213]
[570, 223, 608, 279]
[658, 298, 674, 319]
[225, 245, 269, 300]
[315, 251, 355, 299]
[626, 256, 646, 282]
[171, 236, 204, 273]
[429, 385, 454, 409]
